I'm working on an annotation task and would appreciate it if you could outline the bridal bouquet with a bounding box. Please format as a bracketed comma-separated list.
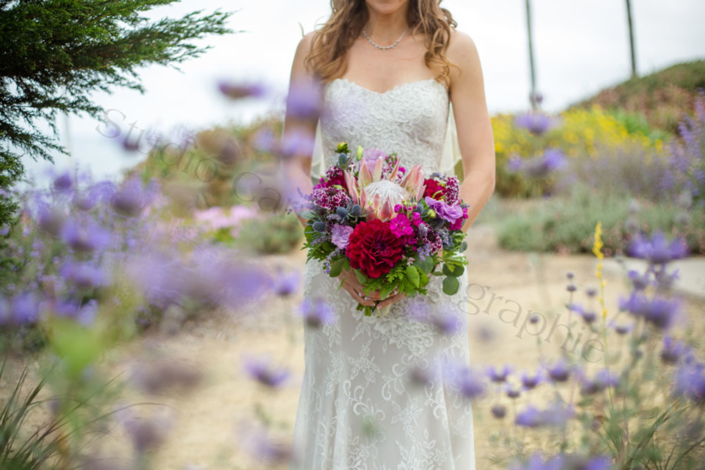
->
[297, 142, 469, 317]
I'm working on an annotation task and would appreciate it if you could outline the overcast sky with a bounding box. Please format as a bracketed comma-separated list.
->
[22, 0, 705, 183]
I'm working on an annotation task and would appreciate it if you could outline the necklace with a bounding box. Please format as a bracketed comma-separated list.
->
[362, 27, 408, 51]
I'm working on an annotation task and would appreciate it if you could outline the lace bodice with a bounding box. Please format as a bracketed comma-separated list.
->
[320, 78, 450, 174]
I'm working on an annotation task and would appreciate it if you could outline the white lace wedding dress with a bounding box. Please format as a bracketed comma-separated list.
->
[290, 77, 475, 470]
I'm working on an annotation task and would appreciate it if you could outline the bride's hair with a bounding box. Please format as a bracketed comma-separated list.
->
[304, 0, 459, 87]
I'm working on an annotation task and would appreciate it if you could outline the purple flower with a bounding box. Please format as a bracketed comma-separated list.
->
[242, 356, 290, 388]
[237, 422, 293, 465]
[53, 299, 98, 326]
[273, 269, 299, 297]
[425, 196, 464, 223]
[38, 207, 66, 237]
[11, 292, 40, 325]
[52, 171, 73, 191]
[443, 361, 487, 399]
[279, 128, 316, 158]
[429, 311, 463, 336]
[578, 368, 619, 395]
[59, 262, 107, 289]
[111, 179, 148, 217]
[299, 298, 335, 328]
[486, 364, 512, 383]
[514, 112, 559, 136]
[547, 359, 571, 382]
[61, 220, 112, 253]
[491, 404, 507, 419]
[619, 292, 682, 330]
[521, 370, 544, 390]
[510, 149, 567, 178]
[362, 148, 388, 163]
[516, 402, 574, 428]
[628, 231, 688, 265]
[674, 361, 705, 403]
[285, 77, 323, 120]
[661, 336, 691, 364]
[218, 80, 268, 100]
[331, 224, 354, 250]
[116, 408, 174, 455]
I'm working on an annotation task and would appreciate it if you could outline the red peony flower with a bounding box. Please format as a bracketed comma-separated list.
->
[346, 218, 405, 279]
[423, 178, 446, 200]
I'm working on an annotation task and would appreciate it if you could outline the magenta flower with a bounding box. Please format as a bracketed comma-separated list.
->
[331, 224, 354, 249]
[389, 214, 413, 238]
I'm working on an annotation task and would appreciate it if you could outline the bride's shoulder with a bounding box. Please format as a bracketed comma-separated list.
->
[446, 29, 482, 81]
[446, 29, 479, 60]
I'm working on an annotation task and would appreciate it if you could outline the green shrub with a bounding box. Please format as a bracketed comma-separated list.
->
[496, 186, 705, 256]
[235, 212, 304, 255]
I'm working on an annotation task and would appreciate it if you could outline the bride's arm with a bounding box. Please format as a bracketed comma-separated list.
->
[283, 32, 320, 227]
[447, 30, 496, 233]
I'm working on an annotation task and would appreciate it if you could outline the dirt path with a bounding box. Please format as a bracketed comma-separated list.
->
[93, 225, 700, 469]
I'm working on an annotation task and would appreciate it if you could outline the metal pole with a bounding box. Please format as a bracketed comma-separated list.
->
[625, 0, 638, 78]
[525, 0, 538, 110]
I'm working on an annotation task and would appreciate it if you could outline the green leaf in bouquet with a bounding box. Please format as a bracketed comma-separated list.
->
[405, 266, 420, 288]
[412, 256, 434, 275]
[299, 211, 317, 220]
[442, 276, 460, 296]
[418, 269, 429, 288]
[355, 269, 368, 285]
[442, 264, 465, 277]
[356, 145, 364, 160]
[329, 258, 346, 278]
[380, 282, 396, 300]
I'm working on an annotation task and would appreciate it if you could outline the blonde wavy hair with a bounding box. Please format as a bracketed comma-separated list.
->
[304, 0, 459, 88]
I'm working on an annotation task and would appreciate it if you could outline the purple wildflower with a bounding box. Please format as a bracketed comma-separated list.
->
[299, 298, 335, 328]
[59, 261, 107, 289]
[514, 112, 559, 136]
[11, 292, 40, 325]
[52, 171, 73, 191]
[242, 356, 290, 388]
[61, 219, 112, 253]
[486, 364, 512, 383]
[547, 359, 571, 382]
[443, 361, 487, 399]
[628, 231, 688, 265]
[674, 362, 705, 403]
[661, 337, 691, 364]
[273, 269, 299, 297]
[491, 404, 507, 419]
[218, 80, 268, 100]
[619, 292, 682, 330]
[285, 77, 323, 120]
[521, 370, 544, 390]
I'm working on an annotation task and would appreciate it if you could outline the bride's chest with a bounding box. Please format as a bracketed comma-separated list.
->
[320, 78, 450, 140]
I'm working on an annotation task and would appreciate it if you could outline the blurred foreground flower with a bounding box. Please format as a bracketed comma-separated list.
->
[508, 149, 567, 178]
[514, 111, 560, 136]
[237, 421, 294, 466]
[242, 355, 290, 389]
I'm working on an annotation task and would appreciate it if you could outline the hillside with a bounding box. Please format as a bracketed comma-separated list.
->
[567, 59, 705, 134]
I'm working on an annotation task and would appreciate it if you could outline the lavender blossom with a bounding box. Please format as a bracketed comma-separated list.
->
[514, 112, 559, 136]
[628, 231, 688, 265]
[242, 356, 290, 389]
[443, 361, 487, 399]
[299, 298, 335, 328]
[486, 364, 512, 383]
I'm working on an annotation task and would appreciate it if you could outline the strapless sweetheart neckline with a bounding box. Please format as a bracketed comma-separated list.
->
[328, 77, 449, 97]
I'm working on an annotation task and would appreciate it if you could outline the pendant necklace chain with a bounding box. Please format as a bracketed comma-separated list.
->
[362, 27, 408, 51]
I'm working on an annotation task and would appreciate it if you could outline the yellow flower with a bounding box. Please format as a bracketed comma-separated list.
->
[592, 222, 608, 319]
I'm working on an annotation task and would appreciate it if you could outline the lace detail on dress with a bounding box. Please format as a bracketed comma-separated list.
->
[321, 78, 450, 175]
[290, 79, 475, 470]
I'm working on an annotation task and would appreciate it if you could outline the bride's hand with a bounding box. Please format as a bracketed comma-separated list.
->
[339, 268, 406, 309]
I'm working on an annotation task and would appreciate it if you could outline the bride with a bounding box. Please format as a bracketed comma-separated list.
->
[282, 0, 495, 468]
